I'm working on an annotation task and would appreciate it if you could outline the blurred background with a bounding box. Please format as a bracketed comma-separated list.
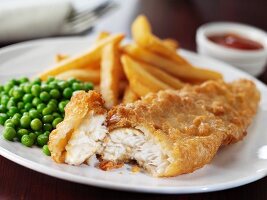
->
[1, 0, 266, 50]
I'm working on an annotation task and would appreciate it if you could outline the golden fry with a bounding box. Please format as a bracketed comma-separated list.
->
[131, 15, 188, 65]
[55, 54, 69, 63]
[122, 85, 139, 104]
[140, 61, 184, 89]
[162, 38, 179, 50]
[123, 44, 222, 82]
[56, 69, 100, 84]
[96, 31, 110, 42]
[100, 43, 122, 109]
[39, 33, 124, 80]
[121, 55, 171, 97]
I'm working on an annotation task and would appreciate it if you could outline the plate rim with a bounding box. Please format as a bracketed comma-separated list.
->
[0, 36, 267, 194]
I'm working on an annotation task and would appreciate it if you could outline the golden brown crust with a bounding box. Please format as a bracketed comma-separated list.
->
[107, 79, 260, 176]
[48, 90, 106, 163]
[98, 160, 124, 171]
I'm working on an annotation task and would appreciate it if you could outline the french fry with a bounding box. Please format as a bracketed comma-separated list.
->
[39, 33, 124, 80]
[122, 85, 139, 104]
[100, 42, 122, 109]
[96, 31, 110, 42]
[131, 15, 188, 65]
[123, 44, 222, 82]
[56, 69, 100, 84]
[55, 54, 69, 63]
[121, 55, 171, 97]
[163, 38, 179, 50]
[140, 61, 184, 89]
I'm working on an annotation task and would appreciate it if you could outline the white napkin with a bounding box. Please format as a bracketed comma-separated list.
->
[0, 0, 72, 42]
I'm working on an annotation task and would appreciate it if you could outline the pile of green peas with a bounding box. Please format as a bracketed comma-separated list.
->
[0, 77, 93, 155]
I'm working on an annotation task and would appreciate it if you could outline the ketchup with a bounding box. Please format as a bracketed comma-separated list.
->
[207, 33, 263, 50]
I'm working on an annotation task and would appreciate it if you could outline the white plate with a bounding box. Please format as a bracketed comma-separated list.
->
[0, 36, 267, 194]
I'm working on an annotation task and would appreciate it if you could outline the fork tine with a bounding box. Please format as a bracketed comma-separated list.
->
[60, 1, 116, 35]
[69, 1, 115, 23]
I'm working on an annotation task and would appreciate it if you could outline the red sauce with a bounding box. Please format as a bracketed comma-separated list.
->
[207, 33, 264, 50]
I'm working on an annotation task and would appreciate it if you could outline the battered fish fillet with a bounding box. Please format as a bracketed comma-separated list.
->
[102, 79, 260, 177]
[48, 90, 108, 164]
[48, 79, 260, 177]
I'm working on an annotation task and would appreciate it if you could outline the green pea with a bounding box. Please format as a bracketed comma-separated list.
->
[43, 123, 53, 131]
[21, 135, 34, 147]
[29, 132, 37, 142]
[32, 97, 41, 107]
[11, 117, 20, 127]
[42, 107, 53, 115]
[34, 131, 43, 136]
[72, 82, 83, 91]
[52, 117, 63, 128]
[49, 99, 58, 105]
[32, 78, 41, 85]
[24, 103, 33, 111]
[17, 129, 29, 138]
[42, 115, 53, 123]
[58, 81, 69, 90]
[12, 88, 24, 100]
[67, 78, 78, 85]
[58, 101, 67, 113]
[4, 83, 14, 93]
[42, 145, 51, 156]
[20, 115, 31, 128]
[23, 83, 31, 93]
[37, 104, 46, 113]
[19, 77, 29, 84]
[3, 127, 16, 141]
[5, 123, 15, 128]
[44, 131, 50, 137]
[22, 94, 33, 103]
[8, 79, 19, 86]
[0, 105, 7, 113]
[48, 104, 57, 112]
[1, 95, 9, 106]
[17, 102, 24, 110]
[29, 109, 40, 119]
[0, 113, 8, 125]
[7, 100, 16, 109]
[37, 134, 49, 147]
[84, 82, 93, 91]
[0, 85, 4, 92]
[13, 113, 22, 118]
[31, 85, 41, 97]
[63, 88, 73, 99]
[30, 118, 42, 131]
[47, 76, 55, 83]
[52, 112, 62, 118]
[5, 119, 12, 125]
[50, 89, 60, 99]
[40, 91, 51, 102]
[41, 84, 50, 92]
[7, 106, 18, 117]
[48, 81, 59, 90]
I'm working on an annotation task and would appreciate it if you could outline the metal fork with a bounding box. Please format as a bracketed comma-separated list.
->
[60, 1, 117, 35]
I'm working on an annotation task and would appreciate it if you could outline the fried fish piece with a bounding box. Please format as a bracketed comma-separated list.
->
[48, 90, 108, 165]
[102, 79, 260, 177]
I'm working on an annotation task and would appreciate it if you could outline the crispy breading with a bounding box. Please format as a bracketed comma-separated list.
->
[106, 79, 260, 176]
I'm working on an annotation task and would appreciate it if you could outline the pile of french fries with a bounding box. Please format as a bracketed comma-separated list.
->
[39, 15, 222, 109]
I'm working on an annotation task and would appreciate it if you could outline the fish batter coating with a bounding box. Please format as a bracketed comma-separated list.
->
[48, 90, 107, 164]
[103, 79, 260, 177]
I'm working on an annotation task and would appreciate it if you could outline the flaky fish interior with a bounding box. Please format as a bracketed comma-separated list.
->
[102, 127, 170, 176]
[48, 91, 108, 165]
